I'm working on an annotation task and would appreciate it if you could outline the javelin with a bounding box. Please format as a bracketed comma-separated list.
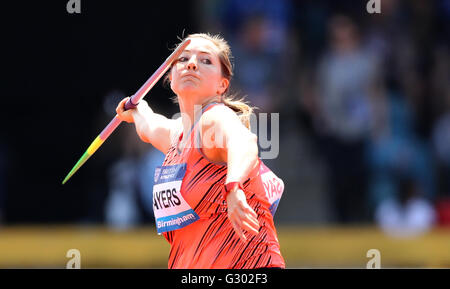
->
[62, 39, 191, 185]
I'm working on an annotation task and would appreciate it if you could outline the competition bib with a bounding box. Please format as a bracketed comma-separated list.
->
[153, 163, 200, 234]
[260, 163, 284, 216]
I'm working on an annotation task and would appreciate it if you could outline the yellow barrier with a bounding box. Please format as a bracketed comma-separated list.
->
[277, 226, 450, 268]
[0, 225, 449, 268]
[0, 226, 170, 268]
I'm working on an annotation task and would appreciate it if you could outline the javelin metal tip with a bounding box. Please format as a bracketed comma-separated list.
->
[62, 151, 91, 185]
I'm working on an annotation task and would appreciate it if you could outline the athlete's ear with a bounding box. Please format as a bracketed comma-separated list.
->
[218, 78, 229, 95]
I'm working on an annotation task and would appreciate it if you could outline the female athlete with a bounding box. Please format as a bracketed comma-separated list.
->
[116, 33, 285, 269]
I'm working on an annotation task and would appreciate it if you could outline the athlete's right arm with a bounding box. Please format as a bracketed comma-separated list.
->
[116, 97, 180, 154]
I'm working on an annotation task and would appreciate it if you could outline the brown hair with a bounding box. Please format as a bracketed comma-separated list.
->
[166, 33, 256, 129]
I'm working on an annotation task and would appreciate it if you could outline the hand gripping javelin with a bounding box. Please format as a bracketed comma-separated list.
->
[62, 39, 191, 185]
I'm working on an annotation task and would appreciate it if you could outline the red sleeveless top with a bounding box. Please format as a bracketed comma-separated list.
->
[160, 102, 285, 269]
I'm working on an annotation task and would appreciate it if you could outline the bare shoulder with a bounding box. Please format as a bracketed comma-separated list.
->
[200, 104, 242, 129]
[199, 104, 252, 147]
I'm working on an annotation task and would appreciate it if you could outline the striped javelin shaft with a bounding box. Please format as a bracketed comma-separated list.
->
[62, 39, 191, 185]
[62, 116, 121, 185]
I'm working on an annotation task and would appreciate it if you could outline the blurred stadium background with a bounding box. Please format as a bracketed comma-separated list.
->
[2, 0, 450, 268]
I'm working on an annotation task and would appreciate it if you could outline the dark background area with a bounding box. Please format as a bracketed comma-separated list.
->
[3, 1, 197, 223]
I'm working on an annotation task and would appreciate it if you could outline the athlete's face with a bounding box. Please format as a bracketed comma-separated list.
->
[170, 37, 229, 100]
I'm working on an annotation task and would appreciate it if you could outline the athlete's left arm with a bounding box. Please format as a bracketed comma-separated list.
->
[201, 105, 260, 242]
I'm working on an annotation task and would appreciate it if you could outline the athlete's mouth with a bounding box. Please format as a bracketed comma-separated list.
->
[181, 73, 200, 81]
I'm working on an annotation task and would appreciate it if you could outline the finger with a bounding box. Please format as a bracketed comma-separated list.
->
[231, 213, 258, 237]
[121, 97, 130, 106]
[116, 98, 128, 114]
[231, 219, 246, 242]
[245, 210, 259, 226]
[229, 208, 251, 226]
[245, 206, 258, 219]
[246, 215, 260, 230]
[239, 206, 258, 226]
[234, 224, 246, 242]
[241, 220, 259, 235]
[235, 208, 258, 228]
[244, 213, 260, 229]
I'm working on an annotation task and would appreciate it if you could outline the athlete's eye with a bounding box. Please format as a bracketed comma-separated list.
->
[202, 58, 212, 65]
[178, 56, 188, 62]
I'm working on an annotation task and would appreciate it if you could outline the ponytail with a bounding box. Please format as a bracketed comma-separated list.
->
[221, 95, 255, 130]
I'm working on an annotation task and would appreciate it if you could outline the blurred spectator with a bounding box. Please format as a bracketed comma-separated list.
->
[375, 173, 436, 238]
[362, 0, 444, 234]
[316, 15, 378, 142]
[367, 87, 436, 235]
[367, 91, 436, 198]
[312, 15, 380, 223]
[218, 0, 291, 55]
[105, 149, 141, 230]
[215, 0, 292, 112]
[231, 14, 280, 112]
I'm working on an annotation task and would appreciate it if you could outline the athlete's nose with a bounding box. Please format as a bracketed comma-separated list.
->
[187, 56, 198, 71]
